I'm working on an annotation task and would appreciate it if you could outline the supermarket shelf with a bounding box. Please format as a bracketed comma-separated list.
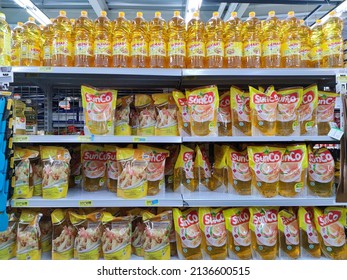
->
[10, 188, 184, 208]
[182, 136, 339, 143]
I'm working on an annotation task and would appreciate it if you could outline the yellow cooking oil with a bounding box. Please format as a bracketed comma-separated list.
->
[0, 13, 11, 66]
[131, 12, 149, 68]
[310, 20, 323, 68]
[299, 20, 311, 68]
[94, 11, 112, 67]
[42, 19, 54, 66]
[224, 12, 242, 68]
[242, 12, 261, 68]
[21, 17, 42, 66]
[168, 11, 186, 68]
[187, 12, 206, 68]
[112, 12, 131, 68]
[205, 12, 224, 68]
[149, 12, 168, 68]
[11, 22, 24, 66]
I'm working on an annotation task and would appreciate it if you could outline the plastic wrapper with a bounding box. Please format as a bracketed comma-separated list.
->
[173, 90, 191, 136]
[195, 145, 212, 192]
[105, 145, 118, 193]
[127, 208, 145, 257]
[130, 106, 139, 135]
[135, 94, 156, 136]
[218, 91, 232, 136]
[0, 213, 18, 260]
[317, 91, 339, 135]
[164, 145, 179, 191]
[40, 209, 52, 253]
[299, 84, 318, 136]
[115, 95, 133, 136]
[27, 146, 43, 196]
[230, 86, 251, 136]
[68, 145, 81, 188]
[157, 207, 177, 257]
[208, 145, 228, 192]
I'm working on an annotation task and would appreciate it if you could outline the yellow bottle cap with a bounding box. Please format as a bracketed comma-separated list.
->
[100, 10, 107, 17]
[268, 11, 275, 17]
[29, 17, 35, 22]
[231, 12, 237, 18]
[50, 18, 54, 23]
[70, 19, 75, 24]
[288, 11, 295, 17]
[0, 13, 5, 20]
[300, 19, 305, 25]
[193, 11, 199, 17]
[249, 12, 255, 17]
[137, 12, 143, 17]
[18, 22, 23, 26]
[329, 10, 337, 16]
[174, 11, 180, 17]
[119, 11, 125, 17]
[81, 11, 88, 17]
[213, 11, 219, 17]
[59, 10, 66, 17]
[155, 11, 161, 17]
[316, 19, 322, 24]
[40, 24, 44, 29]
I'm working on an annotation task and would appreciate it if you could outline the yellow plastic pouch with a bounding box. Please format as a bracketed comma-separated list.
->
[164, 144, 179, 191]
[195, 145, 212, 192]
[115, 95, 133, 136]
[135, 94, 156, 136]
[105, 145, 118, 193]
[27, 146, 43, 196]
[130, 106, 139, 135]
[208, 145, 228, 192]
[218, 91, 232, 136]
[299, 84, 318, 136]
[0, 213, 18, 260]
[127, 208, 145, 257]
[40, 210, 52, 253]
[173, 90, 191, 136]
[157, 207, 177, 257]
[230, 86, 251, 136]
[317, 91, 339, 135]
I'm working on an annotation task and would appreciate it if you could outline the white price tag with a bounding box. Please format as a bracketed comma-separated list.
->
[328, 127, 344, 140]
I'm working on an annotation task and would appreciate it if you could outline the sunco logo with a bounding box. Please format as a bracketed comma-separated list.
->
[83, 151, 107, 161]
[304, 212, 312, 224]
[85, 92, 112, 104]
[282, 149, 303, 163]
[317, 211, 341, 227]
[318, 96, 336, 105]
[235, 94, 250, 105]
[219, 95, 230, 108]
[302, 91, 314, 105]
[254, 151, 282, 163]
[106, 151, 116, 161]
[183, 152, 193, 162]
[231, 152, 248, 163]
[178, 211, 199, 228]
[280, 214, 297, 226]
[253, 210, 278, 225]
[203, 211, 225, 226]
[279, 93, 299, 104]
[253, 92, 278, 104]
[149, 152, 168, 163]
[188, 92, 215, 105]
[177, 98, 187, 106]
[230, 210, 250, 226]
[309, 151, 333, 163]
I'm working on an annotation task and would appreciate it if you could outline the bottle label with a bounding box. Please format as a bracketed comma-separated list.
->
[0, 32, 11, 57]
[282, 40, 301, 57]
[53, 41, 72, 56]
[225, 42, 242, 57]
[43, 46, 52, 60]
[262, 40, 281, 57]
[322, 39, 343, 56]
[243, 41, 261, 57]
[300, 46, 311, 61]
[206, 41, 224, 57]
[149, 41, 166, 57]
[113, 40, 130, 56]
[310, 46, 322, 61]
[168, 40, 186, 56]
[188, 41, 205, 57]
[14, 116, 26, 131]
[131, 40, 148, 56]
[75, 40, 93, 56]
[94, 40, 111, 56]
[21, 44, 41, 60]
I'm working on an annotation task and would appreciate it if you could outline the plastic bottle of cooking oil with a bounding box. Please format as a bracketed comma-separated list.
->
[11, 22, 24, 66]
[0, 13, 11, 66]
[42, 19, 54, 66]
[261, 11, 281, 68]
[310, 20, 323, 68]
[242, 12, 261, 68]
[149, 11, 168, 68]
[112, 12, 131, 68]
[299, 20, 311, 68]
[322, 11, 344, 68]
[21, 17, 42, 66]
[167, 11, 186, 68]
[74, 11, 94, 67]
[52, 11, 73, 67]
[224, 12, 243, 68]
[94, 11, 111, 67]
[205, 11, 224, 68]
[187, 11, 206, 68]
[281, 11, 301, 68]
[70, 18, 75, 64]
[131, 12, 149, 68]
[13, 95, 26, 135]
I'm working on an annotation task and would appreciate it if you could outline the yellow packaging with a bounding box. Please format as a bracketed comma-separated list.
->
[164, 145, 179, 191]
[152, 93, 179, 136]
[249, 86, 279, 136]
[116, 148, 149, 199]
[130, 107, 139, 135]
[101, 212, 132, 260]
[218, 91, 232, 136]
[81, 85, 117, 135]
[279, 145, 308, 197]
[16, 210, 42, 260]
[249, 207, 279, 260]
[27, 146, 43, 196]
[135, 94, 156, 136]
[115, 96, 133, 136]
[173, 208, 202, 260]
[195, 145, 212, 191]
[40, 146, 71, 199]
[317, 91, 339, 135]
[0, 213, 17, 260]
[70, 211, 103, 260]
[105, 145, 118, 193]
[223, 208, 252, 260]
[186, 85, 219, 136]
[278, 208, 300, 259]
[248, 146, 286, 197]
[314, 207, 347, 260]
[208, 145, 228, 192]
[230, 87, 251, 136]
[298, 207, 321, 258]
[173, 90, 191, 136]
[40, 211, 52, 253]
[157, 207, 177, 257]
[276, 87, 303, 136]
[299, 84, 318, 136]
[127, 208, 145, 257]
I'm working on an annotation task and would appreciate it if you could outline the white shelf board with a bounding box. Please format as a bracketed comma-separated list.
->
[182, 136, 339, 143]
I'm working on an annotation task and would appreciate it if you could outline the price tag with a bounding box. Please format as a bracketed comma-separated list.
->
[13, 200, 29, 207]
[77, 135, 93, 142]
[145, 199, 159, 206]
[13, 135, 29, 142]
[39, 67, 53, 72]
[337, 75, 347, 83]
[133, 137, 147, 142]
[328, 127, 344, 140]
[79, 200, 93, 207]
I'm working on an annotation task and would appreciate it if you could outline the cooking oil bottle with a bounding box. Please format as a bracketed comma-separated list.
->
[0, 13, 11, 66]
[74, 11, 94, 67]
[322, 11, 344, 68]
[242, 12, 261, 68]
[187, 12, 206, 68]
[13, 95, 26, 135]
[281, 11, 301, 68]
[149, 11, 168, 68]
[261, 11, 281, 68]
[167, 11, 186, 68]
[21, 17, 42, 66]
[94, 11, 111, 67]
[11, 22, 24, 66]
[70, 18, 75, 64]
[42, 19, 54, 66]
[112, 12, 131, 67]
[205, 12, 224, 68]
[131, 12, 149, 68]
[52, 10, 73, 67]
[310, 20, 323, 68]
[224, 12, 242, 68]
[299, 20, 311, 68]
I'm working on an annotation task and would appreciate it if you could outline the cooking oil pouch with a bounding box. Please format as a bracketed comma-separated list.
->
[130, 107, 139, 135]
[116, 148, 149, 199]
[174, 145, 197, 193]
[186, 85, 219, 137]
[41, 146, 71, 199]
[276, 87, 303, 136]
[27, 146, 43, 196]
[16, 210, 42, 260]
[105, 145, 118, 193]
[314, 207, 347, 260]
[164, 145, 179, 191]
[248, 146, 286, 198]
[249, 86, 279, 136]
[115, 95, 133, 136]
[317, 91, 339, 135]
[230, 86, 251, 136]
[68, 145, 82, 188]
[40, 211, 52, 253]
[308, 146, 335, 197]
[208, 145, 228, 192]
[138, 145, 169, 196]
[299, 84, 318, 136]
[81, 144, 107, 192]
[135, 94, 157, 136]
[298, 207, 321, 258]
[101, 212, 132, 260]
[81, 85, 117, 135]
[199, 208, 227, 260]
[70, 211, 103, 260]
[218, 91, 232, 136]
[173, 90, 191, 136]
[152, 93, 179, 136]
[249, 207, 279, 260]
[195, 145, 212, 192]
[51, 209, 76, 260]
[0, 213, 18, 260]
[278, 208, 300, 259]
[142, 211, 171, 260]
[127, 208, 145, 257]
[173, 208, 202, 260]
[228, 147, 252, 195]
[223, 208, 252, 260]
[279, 145, 308, 197]
[157, 207, 177, 257]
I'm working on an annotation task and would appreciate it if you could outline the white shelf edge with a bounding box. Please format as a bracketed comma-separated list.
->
[182, 136, 339, 143]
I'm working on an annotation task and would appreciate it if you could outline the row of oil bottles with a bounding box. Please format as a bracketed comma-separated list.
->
[0, 9, 344, 68]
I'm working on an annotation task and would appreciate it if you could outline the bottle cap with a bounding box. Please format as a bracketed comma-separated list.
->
[119, 11, 125, 17]
[268, 11, 275, 17]
[100, 11, 107, 17]
[249, 12, 255, 18]
[155, 11, 161, 17]
[300, 19, 305, 25]
[288, 11, 295, 17]
[70, 19, 75, 24]
[193, 11, 199, 17]
[213, 11, 219, 17]
[18, 22, 23, 26]
[40, 24, 44, 29]
[0, 13, 6, 20]
[59, 10, 66, 17]
[329, 10, 337, 16]
[137, 12, 143, 17]
[174, 11, 180, 17]
[50, 18, 54, 23]
[29, 17, 35, 22]
[316, 19, 322, 24]
[81, 11, 88, 17]
[231, 12, 237, 18]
